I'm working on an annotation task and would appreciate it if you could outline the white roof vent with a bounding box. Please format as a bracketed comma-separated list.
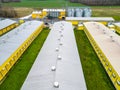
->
[59, 30, 62, 33]
[57, 55, 62, 60]
[2, 39, 6, 43]
[53, 82, 59, 88]
[7, 35, 9, 38]
[56, 48, 59, 51]
[110, 36, 115, 42]
[51, 66, 56, 71]
[58, 38, 61, 41]
[61, 34, 63, 37]
[59, 42, 63, 45]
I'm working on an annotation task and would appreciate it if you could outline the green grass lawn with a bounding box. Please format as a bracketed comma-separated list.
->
[0, 28, 50, 90]
[74, 30, 115, 90]
[2, 0, 85, 8]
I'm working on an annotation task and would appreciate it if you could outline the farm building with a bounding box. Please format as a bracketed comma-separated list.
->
[0, 19, 17, 35]
[66, 17, 115, 25]
[83, 22, 120, 90]
[0, 20, 44, 81]
[32, 9, 66, 19]
[21, 21, 87, 90]
[70, 0, 120, 5]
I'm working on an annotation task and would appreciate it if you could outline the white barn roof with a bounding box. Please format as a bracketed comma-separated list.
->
[84, 22, 120, 76]
[43, 9, 65, 12]
[0, 21, 43, 66]
[0, 19, 16, 30]
[114, 22, 120, 27]
[21, 21, 87, 90]
[66, 17, 115, 22]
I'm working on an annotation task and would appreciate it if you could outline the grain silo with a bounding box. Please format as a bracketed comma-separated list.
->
[70, 0, 120, 5]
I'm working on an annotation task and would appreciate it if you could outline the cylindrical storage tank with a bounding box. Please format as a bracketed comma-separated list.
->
[76, 9, 83, 17]
[67, 9, 72, 17]
[83, 8, 91, 17]
[56, 11, 59, 17]
[71, 8, 75, 17]
[52, 9, 55, 17]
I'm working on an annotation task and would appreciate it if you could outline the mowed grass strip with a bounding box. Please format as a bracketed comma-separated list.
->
[0, 28, 50, 90]
[74, 30, 115, 90]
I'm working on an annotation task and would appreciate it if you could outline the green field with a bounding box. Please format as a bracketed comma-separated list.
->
[92, 8, 120, 21]
[1, 0, 120, 20]
[0, 28, 50, 90]
[74, 30, 115, 90]
[2, 0, 85, 8]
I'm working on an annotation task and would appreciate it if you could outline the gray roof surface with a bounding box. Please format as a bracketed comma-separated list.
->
[66, 17, 115, 21]
[0, 19, 16, 30]
[0, 21, 43, 66]
[21, 21, 87, 90]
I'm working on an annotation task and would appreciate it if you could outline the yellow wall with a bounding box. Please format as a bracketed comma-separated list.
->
[32, 11, 48, 19]
[77, 26, 84, 30]
[99, 22, 108, 25]
[0, 23, 44, 81]
[0, 23, 17, 36]
[32, 14, 37, 19]
[67, 21, 79, 25]
[115, 25, 120, 34]
[66, 20, 108, 26]
[58, 11, 66, 19]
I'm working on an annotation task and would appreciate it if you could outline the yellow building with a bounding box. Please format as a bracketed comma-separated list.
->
[0, 21, 44, 81]
[32, 9, 66, 19]
[66, 17, 115, 26]
[77, 24, 84, 30]
[0, 19, 17, 36]
[84, 22, 120, 90]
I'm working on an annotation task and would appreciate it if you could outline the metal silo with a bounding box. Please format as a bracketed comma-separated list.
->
[83, 8, 91, 17]
[67, 9, 72, 17]
[75, 8, 83, 17]
[71, 8, 75, 17]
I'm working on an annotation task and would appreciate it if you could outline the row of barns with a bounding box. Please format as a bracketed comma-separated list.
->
[0, 19, 87, 90]
[1, 17, 120, 89]
[0, 19, 43, 82]
[70, 0, 120, 5]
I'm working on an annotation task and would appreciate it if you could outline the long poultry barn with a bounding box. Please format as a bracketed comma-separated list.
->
[66, 17, 115, 25]
[0, 21, 44, 81]
[0, 19, 17, 36]
[83, 22, 120, 90]
[21, 21, 87, 90]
